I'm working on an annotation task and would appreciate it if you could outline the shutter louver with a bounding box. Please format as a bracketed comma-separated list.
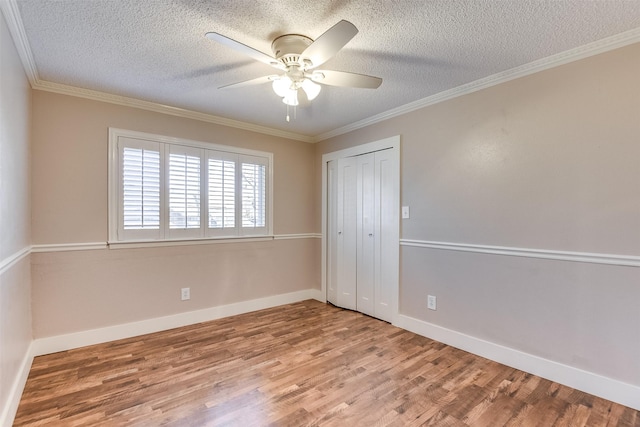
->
[169, 152, 201, 229]
[112, 130, 271, 242]
[122, 147, 160, 230]
[241, 162, 266, 228]
[208, 158, 235, 229]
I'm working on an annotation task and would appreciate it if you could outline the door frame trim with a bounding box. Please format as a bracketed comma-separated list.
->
[321, 135, 401, 322]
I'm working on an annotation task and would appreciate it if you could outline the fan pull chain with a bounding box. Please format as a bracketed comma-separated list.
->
[285, 104, 297, 122]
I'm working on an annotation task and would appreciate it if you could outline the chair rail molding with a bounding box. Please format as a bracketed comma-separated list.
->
[400, 239, 640, 268]
[0, 246, 31, 276]
[30, 234, 321, 253]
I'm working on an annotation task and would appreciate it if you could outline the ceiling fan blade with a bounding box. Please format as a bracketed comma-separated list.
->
[206, 32, 282, 69]
[219, 75, 277, 89]
[300, 20, 358, 68]
[312, 70, 382, 89]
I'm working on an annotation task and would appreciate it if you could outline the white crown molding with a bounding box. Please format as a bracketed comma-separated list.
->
[1, 0, 311, 143]
[5, 0, 640, 144]
[0, 0, 305, 145]
[315, 27, 640, 142]
[0, 0, 39, 85]
[400, 239, 640, 268]
[32, 80, 315, 143]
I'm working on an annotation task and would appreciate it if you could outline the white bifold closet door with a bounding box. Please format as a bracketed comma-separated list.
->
[327, 149, 394, 322]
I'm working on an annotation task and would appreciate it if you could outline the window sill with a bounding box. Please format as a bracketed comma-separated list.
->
[107, 235, 274, 250]
[29, 234, 320, 253]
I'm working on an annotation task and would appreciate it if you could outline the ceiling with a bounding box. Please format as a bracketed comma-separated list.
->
[7, 0, 640, 140]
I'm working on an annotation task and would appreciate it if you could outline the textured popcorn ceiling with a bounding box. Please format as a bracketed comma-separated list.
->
[14, 0, 640, 138]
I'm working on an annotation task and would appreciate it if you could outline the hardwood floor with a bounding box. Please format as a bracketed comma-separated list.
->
[14, 300, 640, 426]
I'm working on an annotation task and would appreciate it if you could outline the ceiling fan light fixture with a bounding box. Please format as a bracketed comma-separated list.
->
[272, 76, 292, 97]
[301, 79, 321, 101]
[282, 89, 299, 106]
[207, 20, 381, 116]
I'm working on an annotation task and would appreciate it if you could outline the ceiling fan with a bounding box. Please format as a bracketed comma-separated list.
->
[205, 20, 382, 113]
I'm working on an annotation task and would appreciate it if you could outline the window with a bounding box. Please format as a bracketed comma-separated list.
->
[109, 129, 272, 243]
[122, 144, 161, 230]
[241, 157, 267, 228]
[207, 153, 236, 230]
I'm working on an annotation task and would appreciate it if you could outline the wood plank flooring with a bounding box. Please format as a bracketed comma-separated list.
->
[14, 300, 640, 426]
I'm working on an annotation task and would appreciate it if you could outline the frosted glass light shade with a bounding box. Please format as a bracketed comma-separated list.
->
[272, 76, 292, 97]
[301, 79, 321, 101]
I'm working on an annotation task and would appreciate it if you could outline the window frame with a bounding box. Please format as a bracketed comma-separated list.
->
[205, 150, 239, 238]
[108, 128, 273, 244]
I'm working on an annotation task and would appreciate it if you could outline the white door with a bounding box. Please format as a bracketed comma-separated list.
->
[356, 153, 375, 317]
[329, 148, 397, 322]
[326, 160, 338, 305]
[374, 149, 395, 321]
[336, 156, 358, 310]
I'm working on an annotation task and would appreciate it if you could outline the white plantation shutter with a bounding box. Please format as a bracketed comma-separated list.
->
[207, 151, 237, 236]
[117, 138, 163, 241]
[168, 146, 203, 238]
[110, 129, 271, 242]
[122, 147, 160, 229]
[240, 155, 268, 233]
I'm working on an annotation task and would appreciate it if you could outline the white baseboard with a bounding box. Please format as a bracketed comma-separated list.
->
[33, 289, 320, 356]
[0, 343, 35, 427]
[394, 314, 640, 411]
[20, 294, 639, 423]
[309, 288, 325, 302]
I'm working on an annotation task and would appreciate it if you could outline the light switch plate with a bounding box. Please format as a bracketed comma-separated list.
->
[402, 206, 410, 219]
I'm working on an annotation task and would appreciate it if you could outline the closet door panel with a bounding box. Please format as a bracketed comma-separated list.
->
[356, 153, 375, 316]
[336, 156, 358, 310]
[374, 149, 396, 322]
[326, 160, 338, 305]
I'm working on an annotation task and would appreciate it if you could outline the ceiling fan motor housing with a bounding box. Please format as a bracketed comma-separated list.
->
[271, 34, 313, 67]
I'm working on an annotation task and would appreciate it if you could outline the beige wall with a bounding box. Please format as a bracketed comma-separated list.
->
[30, 91, 320, 338]
[316, 44, 640, 386]
[0, 17, 30, 259]
[7, 12, 640, 412]
[31, 91, 318, 244]
[32, 239, 319, 337]
[0, 10, 32, 424]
